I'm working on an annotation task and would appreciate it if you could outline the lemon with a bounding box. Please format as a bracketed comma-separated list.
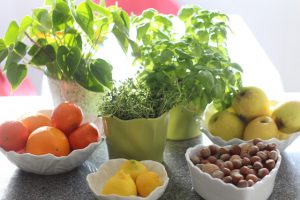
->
[102, 170, 137, 196]
[118, 160, 148, 181]
[136, 171, 161, 197]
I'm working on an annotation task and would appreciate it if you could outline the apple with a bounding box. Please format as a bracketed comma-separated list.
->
[277, 130, 291, 140]
[272, 101, 300, 133]
[232, 87, 270, 121]
[243, 116, 278, 140]
[208, 110, 245, 141]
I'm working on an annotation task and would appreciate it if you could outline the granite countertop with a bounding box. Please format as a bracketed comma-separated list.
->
[1, 134, 300, 200]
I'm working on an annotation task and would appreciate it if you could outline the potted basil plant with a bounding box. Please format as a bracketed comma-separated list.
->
[0, 0, 131, 115]
[99, 79, 178, 162]
[131, 7, 243, 140]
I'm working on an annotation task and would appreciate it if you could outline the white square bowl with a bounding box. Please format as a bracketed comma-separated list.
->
[86, 158, 169, 200]
[185, 144, 282, 200]
[0, 110, 104, 175]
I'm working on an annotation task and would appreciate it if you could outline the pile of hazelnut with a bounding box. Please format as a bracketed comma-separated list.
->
[190, 139, 279, 188]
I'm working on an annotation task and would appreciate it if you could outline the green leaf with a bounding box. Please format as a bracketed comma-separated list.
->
[231, 63, 243, 72]
[19, 16, 32, 38]
[128, 39, 141, 57]
[45, 61, 62, 79]
[178, 7, 194, 21]
[112, 10, 129, 36]
[4, 42, 27, 70]
[32, 9, 52, 32]
[30, 45, 56, 66]
[154, 15, 172, 27]
[6, 62, 27, 90]
[112, 25, 129, 53]
[4, 21, 19, 45]
[137, 22, 150, 41]
[44, 0, 55, 6]
[86, 0, 110, 17]
[28, 38, 47, 56]
[75, 2, 94, 39]
[198, 70, 214, 91]
[90, 58, 113, 89]
[0, 39, 8, 63]
[142, 9, 157, 19]
[57, 46, 81, 76]
[52, 1, 71, 28]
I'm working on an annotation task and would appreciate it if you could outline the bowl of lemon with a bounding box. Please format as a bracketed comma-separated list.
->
[86, 159, 169, 200]
[202, 86, 300, 151]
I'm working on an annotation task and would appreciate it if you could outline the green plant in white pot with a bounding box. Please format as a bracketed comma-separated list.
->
[131, 6, 243, 140]
[0, 0, 131, 114]
[99, 79, 178, 162]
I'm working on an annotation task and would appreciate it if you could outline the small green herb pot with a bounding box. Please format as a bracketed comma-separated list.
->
[167, 105, 202, 140]
[103, 113, 169, 162]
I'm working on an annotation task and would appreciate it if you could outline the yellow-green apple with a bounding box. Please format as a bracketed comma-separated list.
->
[277, 130, 291, 140]
[272, 101, 300, 133]
[243, 116, 278, 140]
[232, 87, 270, 121]
[208, 110, 245, 141]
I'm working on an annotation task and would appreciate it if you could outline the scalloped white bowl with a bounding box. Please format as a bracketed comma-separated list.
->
[202, 104, 300, 151]
[185, 144, 282, 200]
[86, 158, 169, 200]
[0, 110, 104, 175]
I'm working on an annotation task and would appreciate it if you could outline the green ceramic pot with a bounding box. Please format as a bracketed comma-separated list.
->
[167, 105, 202, 140]
[103, 113, 169, 162]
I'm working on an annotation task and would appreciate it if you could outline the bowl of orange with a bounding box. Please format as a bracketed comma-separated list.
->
[0, 102, 103, 175]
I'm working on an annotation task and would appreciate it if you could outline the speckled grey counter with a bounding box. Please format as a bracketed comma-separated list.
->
[1, 134, 300, 200]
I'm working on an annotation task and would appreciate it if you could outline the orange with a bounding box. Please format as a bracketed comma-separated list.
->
[68, 123, 100, 150]
[26, 126, 70, 156]
[136, 171, 161, 197]
[20, 113, 51, 134]
[0, 121, 29, 152]
[51, 102, 83, 136]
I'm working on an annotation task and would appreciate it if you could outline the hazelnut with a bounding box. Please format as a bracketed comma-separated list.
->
[247, 179, 255, 187]
[224, 161, 234, 170]
[200, 163, 220, 175]
[250, 156, 262, 164]
[253, 161, 263, 170]
[232, 159, 242, 169]
[237, 180, 248, 188]
[220, 154, 230, 161]
[215, 159, 224, 169]
[219, 147, 229, 155]
[201, 160, 210, 164]
[231, 173, 244, 185]
[190, 156, 201, 165]
[209, 145, 219, 155]
[248, 145, 259, 156]
[230, 145, 241, 155]
[222, 167, 231, 176]
[240, 153, 251, 159]
[240, 166, 252, 176]
[268, 150, 278, 161]
[212, 170, 224, 179]
[231, 169, 241, 175]
[256, 151, 268, 161]
[256, 142, 266, 151]
[246, 174, 259, 183]
[240, 143, 251, 155]
[258, 168, 269, 178]
[207, 156, 217, 164]
[200, 147, 211, 158]
[230, 155, 241, 162]
[266, 143, 277, 151]
[242, 157, 251, 166]
[252, 138, 263, 145]
[223, 176, 233, 183]
[265, 159, 276, 170]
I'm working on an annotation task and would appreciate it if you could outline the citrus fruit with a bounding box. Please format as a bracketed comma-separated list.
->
[51, 102, 83, 135]
[68, 123, 100, 150]
[0, 121, 29, 151]
[20, 113, 51, 134]
[26, 126, 70, 156]
[136, 171, 161, 197]
[118, 160, 148, 181]
[102, 170, 137, 196]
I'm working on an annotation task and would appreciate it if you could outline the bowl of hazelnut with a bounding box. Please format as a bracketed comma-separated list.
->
[185, 139, 281, 200]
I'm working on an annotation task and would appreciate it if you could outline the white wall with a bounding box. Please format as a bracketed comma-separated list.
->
[177, 0, 300, 92]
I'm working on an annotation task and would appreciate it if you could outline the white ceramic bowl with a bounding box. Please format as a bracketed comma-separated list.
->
[0, 110, 104, 175]
[202, 104, 300, 151]
[185, 144, 282, 200]
[86, 158, 169, 200]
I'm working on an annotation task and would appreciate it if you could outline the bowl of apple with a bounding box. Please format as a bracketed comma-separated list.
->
[202, 86, 300, 151]
[0, 102, 103, 175]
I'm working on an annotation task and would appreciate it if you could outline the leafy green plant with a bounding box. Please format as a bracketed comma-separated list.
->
[100, 79, 179, 120]
[131, 6, 243, 112]
[0, 0, 131, 92]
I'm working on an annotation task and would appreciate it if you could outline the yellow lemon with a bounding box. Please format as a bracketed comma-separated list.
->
[118, 160, 148, 181]
[136, 171, 161, 197]
[102, 170, 137, 196]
